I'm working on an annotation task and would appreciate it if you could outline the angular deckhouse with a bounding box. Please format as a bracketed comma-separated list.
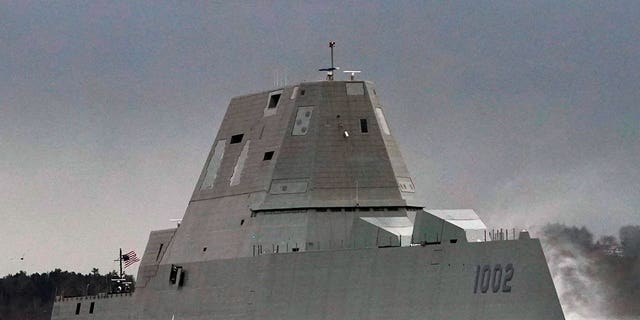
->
[51, 80, 565, 319]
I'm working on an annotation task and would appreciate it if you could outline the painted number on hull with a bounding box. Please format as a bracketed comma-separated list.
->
[473, 263, 514, 294]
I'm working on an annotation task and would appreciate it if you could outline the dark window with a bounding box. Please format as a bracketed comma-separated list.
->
[230, 134, 244, 144]
[89, 302, 95, 314]
[202, 247, 207, 252]
[263, 151, 274, 161]
[75, 303, 81, 315]
[360, 119, 368, 133]
[300, 89, 306, 96]
[240, 219, 245, 226]
[268, 93, 281, 109]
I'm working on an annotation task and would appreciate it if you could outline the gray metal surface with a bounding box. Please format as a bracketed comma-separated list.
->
[51, 80, 565, 320]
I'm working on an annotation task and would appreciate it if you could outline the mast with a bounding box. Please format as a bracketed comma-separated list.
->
[329, 41, 335, 75]
[319, 41, 338, 80]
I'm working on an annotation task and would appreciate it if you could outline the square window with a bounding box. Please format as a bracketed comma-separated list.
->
[230, 134, 244, 144]
[263, 151, 274, 161]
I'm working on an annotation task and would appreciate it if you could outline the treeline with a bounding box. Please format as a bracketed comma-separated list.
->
[0, 269, 134, 320]
[542, 224, 640, 318]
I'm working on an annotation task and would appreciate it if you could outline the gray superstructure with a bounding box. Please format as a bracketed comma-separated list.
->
[51, 79, 565, 319]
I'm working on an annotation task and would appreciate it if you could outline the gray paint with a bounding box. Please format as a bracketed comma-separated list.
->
[51, 81, 564, 319]
[53, 241, 563, 320]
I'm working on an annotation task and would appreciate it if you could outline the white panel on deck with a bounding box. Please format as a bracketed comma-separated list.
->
[360, 217, 414, 246]
[290, 86, 299, 100]
[427, 209, 482, 221]
[292, 106, 313, 136]
[201, 139, 226, 190]
[346, 82, 365, 95]
[230, 140, 251, 186]
[375, 107, 390, 135]
[425, 209, 487, 242]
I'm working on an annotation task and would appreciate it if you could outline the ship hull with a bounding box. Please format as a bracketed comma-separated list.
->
[52, 239, 564, 319]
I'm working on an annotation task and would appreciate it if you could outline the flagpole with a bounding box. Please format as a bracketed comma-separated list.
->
[119, 248, 123, 279]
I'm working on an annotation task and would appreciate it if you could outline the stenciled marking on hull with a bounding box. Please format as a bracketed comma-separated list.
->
[473, 263, 514, 294]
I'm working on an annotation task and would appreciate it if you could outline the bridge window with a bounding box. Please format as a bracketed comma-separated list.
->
[75, 303, 81, 315]
[230, 134, 244, 144]
[264, 90, 283, 117]
[89, 302, 95, 314]
[360, 119, 368, 133]
[268, 92, 281, 109]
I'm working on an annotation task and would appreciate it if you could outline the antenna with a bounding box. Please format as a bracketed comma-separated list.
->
[343, 70, 361, 80]
[319, 41, 339, 80]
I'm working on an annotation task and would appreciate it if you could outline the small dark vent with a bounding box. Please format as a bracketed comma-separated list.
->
[240, 219, 245, 226]
[263, 151, 274, 161]
[230, 134, 244, 144]
[268, 93, 281, 109]
[300, 89, 306, 95]
[203, 247, 207, 252]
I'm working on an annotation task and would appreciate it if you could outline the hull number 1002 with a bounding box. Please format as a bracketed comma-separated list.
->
[473, 263, 514, 294]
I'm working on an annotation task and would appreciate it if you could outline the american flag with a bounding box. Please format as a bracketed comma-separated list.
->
[122, 250, 140, 268]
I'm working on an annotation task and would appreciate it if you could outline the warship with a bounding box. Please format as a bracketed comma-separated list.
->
[51, 44, 565, 319]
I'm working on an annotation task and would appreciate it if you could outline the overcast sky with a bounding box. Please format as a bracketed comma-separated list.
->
[1, 1, 639, 276]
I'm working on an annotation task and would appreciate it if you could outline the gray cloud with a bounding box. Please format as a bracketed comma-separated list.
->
[1, 1, 639, 277]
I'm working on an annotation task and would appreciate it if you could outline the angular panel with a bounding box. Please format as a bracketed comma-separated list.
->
[230, 140, 251, 186]
[200, 139, 226, 190]
[292, 106, 314, 136]
[346, 82, 365, 95]
[269, 179, 308, 194]
[375, 107, 391, 135]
